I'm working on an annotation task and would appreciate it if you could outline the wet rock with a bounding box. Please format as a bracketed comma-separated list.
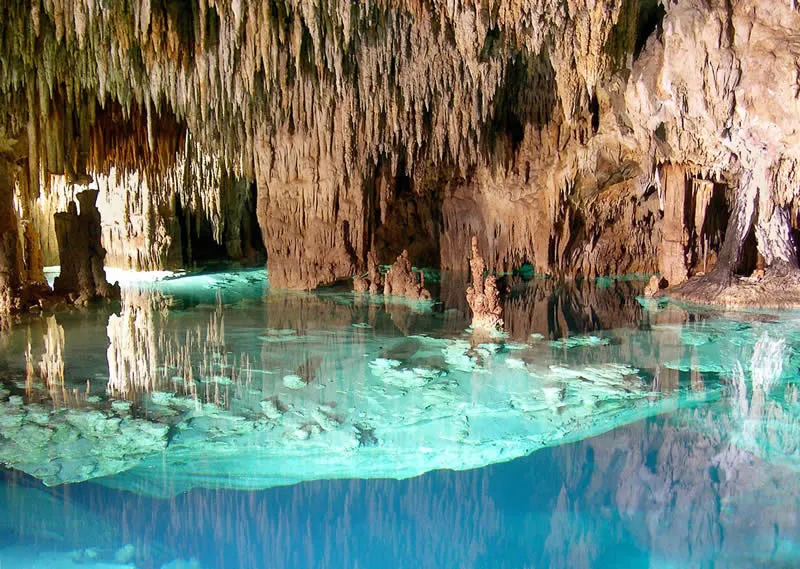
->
[354, 250, 383, 294]
[466, 237, 504, 331]
[53, 190, 120, 302]
[383, 250, 431, 300]
[644, 276, 667, 298]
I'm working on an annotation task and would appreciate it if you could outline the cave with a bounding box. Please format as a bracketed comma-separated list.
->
[1, 1, 800, 567]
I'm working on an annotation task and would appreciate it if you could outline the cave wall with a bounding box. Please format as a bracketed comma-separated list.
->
[0, 0, 799, 291]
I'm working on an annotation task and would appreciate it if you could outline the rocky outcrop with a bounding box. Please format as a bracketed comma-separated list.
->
[53, 190, 120, 303]
[383, 250, 431, 300]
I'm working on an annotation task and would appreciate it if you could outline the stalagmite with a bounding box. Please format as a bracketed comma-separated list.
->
[53, 190, 120, 303]
[383, 250, 431, 301]
[466, 236, 504, 331]
[354, 250, 383, 294]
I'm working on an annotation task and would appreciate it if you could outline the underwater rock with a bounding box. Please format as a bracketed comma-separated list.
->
[466, 237, 504, 331]
[282, 374, 306, 390]
[0, 397, 169, 485]
[113, 544, 136, 564]
[160, 558, 203, 569]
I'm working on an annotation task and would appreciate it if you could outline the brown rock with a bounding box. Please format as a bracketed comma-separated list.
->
[658, 164, 689, 287]
[353, 275, 370, 293]
[466, 236, 504, 331]
[53, 190, 120, 302]
[354, 250, 384, 294]
[643, 275, 667, 298]
[383, 250, 431, 301]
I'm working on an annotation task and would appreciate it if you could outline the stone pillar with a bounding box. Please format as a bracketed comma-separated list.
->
[658, 164, 688, 286]
[53, 189, 119, 302]
[466, 236, 503, 331]
[0, 159, 20, 294]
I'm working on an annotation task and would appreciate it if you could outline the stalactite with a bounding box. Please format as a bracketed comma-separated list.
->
[0, 0, 799, 301]
[0, 0, 637, 289]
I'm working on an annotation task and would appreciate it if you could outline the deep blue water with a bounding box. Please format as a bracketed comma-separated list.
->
[5, 408, 800, 569]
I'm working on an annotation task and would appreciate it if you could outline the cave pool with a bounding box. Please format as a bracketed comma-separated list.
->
[1, 268, 800, 568]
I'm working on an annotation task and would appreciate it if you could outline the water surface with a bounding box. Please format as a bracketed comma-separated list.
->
[1, 270, 799, 568]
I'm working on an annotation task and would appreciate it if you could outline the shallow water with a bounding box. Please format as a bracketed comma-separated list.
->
[1, 269, 800, 568]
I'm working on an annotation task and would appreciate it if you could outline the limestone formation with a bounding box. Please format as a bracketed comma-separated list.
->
[0, 157, 20, 309]
[0, 0, 798, 305]
[53, 190, 120, 303]
[466, 237, 504, 331]
[643, 275, 666, 298]
[354, 251, 384, 294]
[383, 250, 431, 301]
[352, 274, 370, 294]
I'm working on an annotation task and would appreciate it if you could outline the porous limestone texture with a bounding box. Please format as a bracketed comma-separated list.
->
[383, 250, 432, 300]
[466, 236, 504, 331]
[1, 0, 800, 299]
[0, 395, 168, 485]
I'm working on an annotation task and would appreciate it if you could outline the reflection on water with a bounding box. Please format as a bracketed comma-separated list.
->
[1, 271, 800, 567]
[3, 407, 800, 569]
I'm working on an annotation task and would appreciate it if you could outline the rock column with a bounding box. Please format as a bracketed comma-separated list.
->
[658, 164, 688, 286]
[466, 236, 504, 331]
[0, 158, 20, 297]
[53, 189, 119, 303]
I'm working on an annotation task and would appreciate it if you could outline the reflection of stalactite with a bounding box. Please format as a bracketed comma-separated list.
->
[39, 315, 65, 386]
[106, 290, 162, 397]
[731, 332, 790, 449]
[106, 290, 254, 405]
[24, 315, 69, 405]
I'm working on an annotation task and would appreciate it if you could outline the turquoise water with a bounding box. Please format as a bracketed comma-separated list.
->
[1, 269, 800, 568]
